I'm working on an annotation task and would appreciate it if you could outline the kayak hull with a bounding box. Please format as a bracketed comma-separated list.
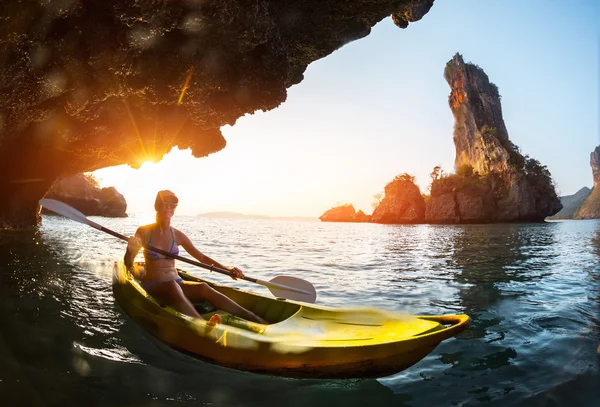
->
[112, 262, 470, 379]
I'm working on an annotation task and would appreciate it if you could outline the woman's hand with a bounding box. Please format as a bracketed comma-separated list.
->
[127, 235, 142, 253]
[228, 266, 244, 280]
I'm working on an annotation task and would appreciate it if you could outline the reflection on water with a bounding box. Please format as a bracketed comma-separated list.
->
[0, 217, 599, 406]
[452, 224, 559, 314]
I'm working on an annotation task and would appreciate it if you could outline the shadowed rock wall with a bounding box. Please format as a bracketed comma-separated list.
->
[0, 0, 435, 228]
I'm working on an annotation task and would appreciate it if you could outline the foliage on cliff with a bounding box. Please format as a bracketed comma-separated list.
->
[430, 164, 490, 195]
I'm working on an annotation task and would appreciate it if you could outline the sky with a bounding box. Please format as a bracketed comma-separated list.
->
[94, 0, 600, 218]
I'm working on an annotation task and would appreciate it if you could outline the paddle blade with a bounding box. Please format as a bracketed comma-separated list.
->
[39, 198, 102, 230]
[268, 276, 317, 303]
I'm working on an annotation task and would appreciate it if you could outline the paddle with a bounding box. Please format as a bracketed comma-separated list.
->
[39, 198, 317, 303]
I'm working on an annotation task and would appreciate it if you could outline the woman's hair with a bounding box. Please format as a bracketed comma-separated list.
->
[154, 190, 179, 211]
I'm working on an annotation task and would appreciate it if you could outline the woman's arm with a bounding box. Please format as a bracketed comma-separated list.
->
[176, 229, 244, 279]
[124, 228, 143, 269]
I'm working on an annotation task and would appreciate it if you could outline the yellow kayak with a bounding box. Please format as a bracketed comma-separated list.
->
[112, 262, 471, 379]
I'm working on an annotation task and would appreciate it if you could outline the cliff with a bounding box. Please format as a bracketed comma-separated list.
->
[371, 174, 425, 223]
[43, 174, 127, 217]
[0, 0, 434, 229]
[574, 146, 600, 219]
[591, 146, 600, 190]
[546, 187, 591, 220]
[426, 54, 562, 223]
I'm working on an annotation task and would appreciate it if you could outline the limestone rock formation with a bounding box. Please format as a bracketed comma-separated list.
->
[427, 53, 562, 223]
[43, 174, 127, 217]
[371, 175, 425, 224]
[319, 204, 371, 223]
[591, 146, 600, 189]
[426, 173, 497, 223]
[0, 1, 434, 229]
[546, 187, 591, 220]
[575, 188, 600, 219]
[574, 146, 600, 219]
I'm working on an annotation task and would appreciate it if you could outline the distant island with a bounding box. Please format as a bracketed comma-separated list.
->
[320, 53, 563, 225]
[546, 145, 600, 220]
[196, 211, 317, 221]
[546, 187, 591, 220]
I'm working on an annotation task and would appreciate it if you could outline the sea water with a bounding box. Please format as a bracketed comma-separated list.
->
[0, 215, 598, 406]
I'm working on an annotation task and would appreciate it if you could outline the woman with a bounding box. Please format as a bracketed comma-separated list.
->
[124, 190, 267, 324]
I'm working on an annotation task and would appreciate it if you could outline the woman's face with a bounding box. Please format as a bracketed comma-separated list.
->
[156, 201, 177, 220]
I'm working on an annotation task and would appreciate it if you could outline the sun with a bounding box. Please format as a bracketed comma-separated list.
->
[92, 148, 236, 216]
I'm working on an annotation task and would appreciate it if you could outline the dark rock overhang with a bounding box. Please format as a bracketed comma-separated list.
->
[0, 0, 434, 229]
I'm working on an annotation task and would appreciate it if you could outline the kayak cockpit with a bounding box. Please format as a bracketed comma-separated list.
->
[177, 268, 303, 325]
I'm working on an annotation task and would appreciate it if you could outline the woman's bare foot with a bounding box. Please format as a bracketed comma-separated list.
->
[203, 313, 221, 335]
[207, 313, 222, 326]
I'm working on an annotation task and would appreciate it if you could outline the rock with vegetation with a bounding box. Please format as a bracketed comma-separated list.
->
[0, 1, 434, 228]
[43, 174, 127, 217]
[319, 204, 371, 223]
[425, 165, 498, 223]
[546, 187, 591, 220]
[574, 146, 600, 219]
[426, 54, 562, 223]
[371, 174, 425, 224]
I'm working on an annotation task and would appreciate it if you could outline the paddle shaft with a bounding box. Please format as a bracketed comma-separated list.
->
[100, 225, 311, 295]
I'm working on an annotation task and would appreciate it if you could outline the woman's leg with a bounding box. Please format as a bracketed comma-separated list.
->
[148, 281, 218, 322]
[181, 282, 267, 324]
